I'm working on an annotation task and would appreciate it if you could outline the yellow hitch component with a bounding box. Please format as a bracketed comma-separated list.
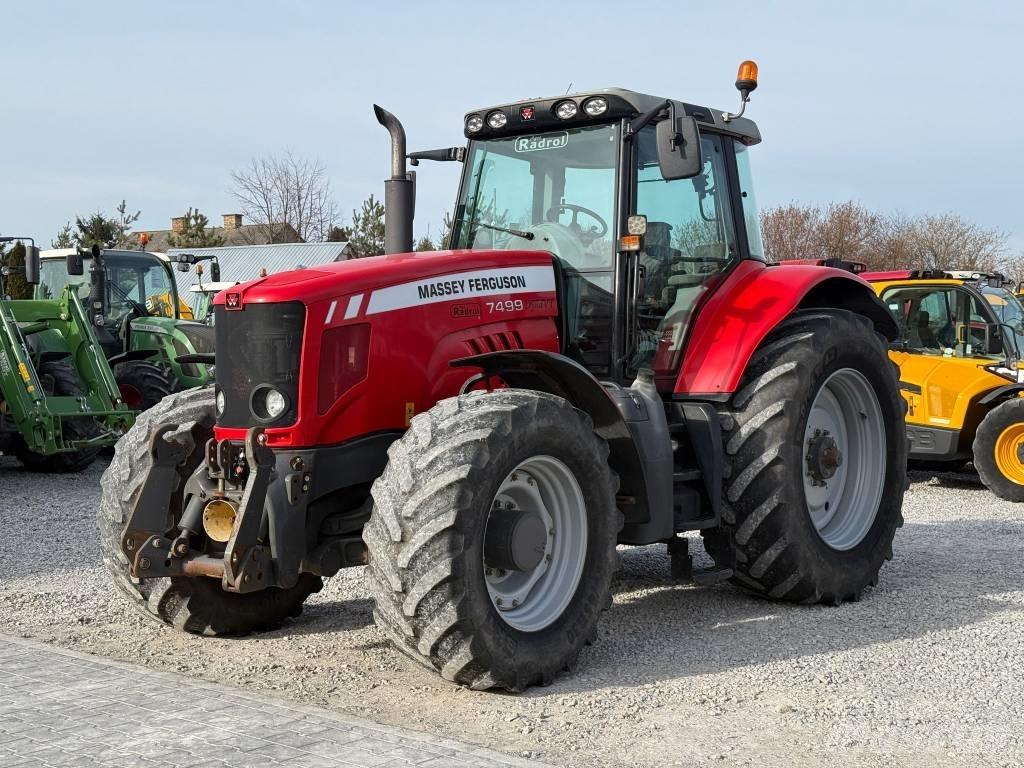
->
[202, 499, 238, 543]
[18, 362, 30, 383]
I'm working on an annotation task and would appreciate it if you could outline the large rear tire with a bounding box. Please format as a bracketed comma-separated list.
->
[705, 310, 907, 604]
[364, 390, 621, 691]
[973, 398, 1024, 502]
[15, 358, 101, 473]
[98, 386, 321, 634]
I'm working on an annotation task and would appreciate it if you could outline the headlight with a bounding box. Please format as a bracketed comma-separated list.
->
[466, 114, 484, 133]
[215, 389, 225, 417]
[250, 384, 289, 421]
[583, 97, 608, 116]
[486, 110, 507, 129]
[554, 100, 578, 120]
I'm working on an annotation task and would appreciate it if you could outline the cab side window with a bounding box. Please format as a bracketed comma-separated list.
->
[884, 287, 954, 352]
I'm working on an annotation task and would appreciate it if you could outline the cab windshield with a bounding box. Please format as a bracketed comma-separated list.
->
[981, 284, 1024, 355]
[452, 123, 618, 273]
[38, 254, 183, 324]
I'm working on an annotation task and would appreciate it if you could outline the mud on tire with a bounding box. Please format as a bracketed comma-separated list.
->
[364, 389, 621, 691]
[704, 309, 907, 605]
[98, 386, 321, 634]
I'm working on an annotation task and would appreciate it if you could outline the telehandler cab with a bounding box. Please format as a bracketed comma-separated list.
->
[866, 268, 1024, 500]
[100, 63, 908, 690]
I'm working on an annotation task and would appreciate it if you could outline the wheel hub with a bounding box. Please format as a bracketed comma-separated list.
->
[483, 456, 587, 632]
[484, 506, 547, 572]
[806, 429, 843, 485]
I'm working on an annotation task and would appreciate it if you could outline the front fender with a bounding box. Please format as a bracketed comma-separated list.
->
[451, 350, 652, 528]
[674, 261, 897, 397]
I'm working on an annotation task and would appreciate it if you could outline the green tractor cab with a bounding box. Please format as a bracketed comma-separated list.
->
[38, 247, 215, 410]
[1, 238, 133, 471]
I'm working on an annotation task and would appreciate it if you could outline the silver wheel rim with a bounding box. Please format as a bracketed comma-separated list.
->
[803, 368, 886, 551]
[484, 455, 587, 632]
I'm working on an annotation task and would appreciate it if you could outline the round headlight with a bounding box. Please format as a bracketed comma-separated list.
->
[554, 100, 578, 120]
[466, 114, 484, 133]
[486, 110, 507, 129]
[250, 385, 288, 422]
[264, 389, 287, 419]
[215, 389, 225, 417]
[583, 97, 608, 116]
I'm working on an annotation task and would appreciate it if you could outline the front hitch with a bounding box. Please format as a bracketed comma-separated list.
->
[120, 426, 276, 594]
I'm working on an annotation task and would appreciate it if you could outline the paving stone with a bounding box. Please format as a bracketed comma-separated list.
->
[0, 634, 540, 767]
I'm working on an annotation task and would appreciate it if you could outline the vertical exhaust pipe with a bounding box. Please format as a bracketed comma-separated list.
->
[374, 104, 414, 255]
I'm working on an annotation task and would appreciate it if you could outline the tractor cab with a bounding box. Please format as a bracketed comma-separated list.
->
[446, 87, 763, 383]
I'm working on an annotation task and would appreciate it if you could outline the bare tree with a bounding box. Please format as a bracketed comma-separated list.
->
[867, 212, 917, 271]
[998, 251, 1024, 287]
[760, 203, 822, 262]
[910, 214, 1006, 271]
[230, 153, 338, 243]
[815, 201, 879, 263]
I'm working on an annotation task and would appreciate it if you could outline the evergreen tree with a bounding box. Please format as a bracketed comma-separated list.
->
[1, 241, 31, 299]
[345, 194, 386, 258]
[51, 222, 74, 248]
[414, 235, 436, 252]
[73, 200, 140, 249]
[167, 208, 226, 248]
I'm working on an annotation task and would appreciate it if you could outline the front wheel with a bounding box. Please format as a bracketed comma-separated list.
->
[707, 309, 907, 604]
[364, 390, 621, 691]
[973, 398, 1024, 502]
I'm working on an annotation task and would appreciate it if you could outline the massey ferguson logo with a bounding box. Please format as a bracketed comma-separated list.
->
[514, 132, 569, 153]
[225, 292, 242, 310]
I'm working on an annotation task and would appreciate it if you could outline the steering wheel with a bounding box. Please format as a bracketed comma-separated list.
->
[547, 204, 608, 242]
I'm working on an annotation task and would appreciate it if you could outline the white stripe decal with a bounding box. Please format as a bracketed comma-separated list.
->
[324, 300, 337, 324]
[344, 293, 364, 319]
[365, 265, 555, 315]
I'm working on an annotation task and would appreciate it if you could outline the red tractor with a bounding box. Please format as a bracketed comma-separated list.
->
[100, 64, 907, 691]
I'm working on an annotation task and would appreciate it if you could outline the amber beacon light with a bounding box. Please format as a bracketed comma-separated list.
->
[724, 59, 759, 122]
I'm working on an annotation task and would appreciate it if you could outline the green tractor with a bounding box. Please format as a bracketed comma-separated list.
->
[0, 237, 133, 471]
[38, 247, 216, 410]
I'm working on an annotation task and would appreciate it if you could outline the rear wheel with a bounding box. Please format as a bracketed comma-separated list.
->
[114, 360, 174, 411]
[364, 390, 621, 691]
[706, 310, 907, 604]
[973, 399, 1024, 502]
[98, 386, 321, 634]
[15, 358, 101, 473]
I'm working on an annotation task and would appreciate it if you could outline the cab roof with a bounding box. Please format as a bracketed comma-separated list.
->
[464, 87, 761, 146]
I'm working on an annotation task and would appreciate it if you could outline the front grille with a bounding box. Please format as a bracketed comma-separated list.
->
[214, 302, 305, 427]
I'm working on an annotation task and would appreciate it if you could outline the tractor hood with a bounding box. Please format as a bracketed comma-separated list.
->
[213, 249, 557, 309]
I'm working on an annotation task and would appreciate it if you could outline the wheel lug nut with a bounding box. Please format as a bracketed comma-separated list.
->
[496, 598, 503, 606]
[512, 600, 519, 608]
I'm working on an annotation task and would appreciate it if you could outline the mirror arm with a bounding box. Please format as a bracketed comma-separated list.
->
[626, 99, 672, 141]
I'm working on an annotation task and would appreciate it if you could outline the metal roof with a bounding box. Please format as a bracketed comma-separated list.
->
[168, 242, 349, 309]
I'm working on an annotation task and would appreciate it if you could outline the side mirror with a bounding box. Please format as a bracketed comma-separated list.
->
[177, 261, 191, 272]
[67, 248, 84, 276]
[24, 246, 40, 285]
[211, 261, 221, 282]
[656, 116, 702, 181]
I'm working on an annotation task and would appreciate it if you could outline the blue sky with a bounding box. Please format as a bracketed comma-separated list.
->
[1, 0, 1022, 252]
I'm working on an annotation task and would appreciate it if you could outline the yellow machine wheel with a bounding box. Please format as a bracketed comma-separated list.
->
[974, 399, 1024, 502]
[994, 424, 1024, 485]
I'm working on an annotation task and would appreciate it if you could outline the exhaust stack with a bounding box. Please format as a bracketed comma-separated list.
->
[374, 104, 414, 255]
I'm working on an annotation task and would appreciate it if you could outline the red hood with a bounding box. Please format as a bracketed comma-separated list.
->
[213, 249, 555, 307]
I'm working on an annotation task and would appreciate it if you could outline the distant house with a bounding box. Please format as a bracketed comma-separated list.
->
[167, 241, 350, 312]
[136, 214, 302, 252]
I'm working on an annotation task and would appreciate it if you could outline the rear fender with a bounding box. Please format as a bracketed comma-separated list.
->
[675, 261, 898, 397]
[451, 350, 657, 531]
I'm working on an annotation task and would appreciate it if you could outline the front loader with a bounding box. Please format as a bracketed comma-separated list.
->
[1, 238, 133, 471]
[99, 63, 908, 691]
[37, 246, 215, 410]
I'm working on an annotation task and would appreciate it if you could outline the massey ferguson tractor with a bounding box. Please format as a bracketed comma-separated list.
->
[99, 62, 908, 691]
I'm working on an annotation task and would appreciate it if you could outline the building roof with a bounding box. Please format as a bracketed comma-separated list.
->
[137, 223, 301, 253]
[168, 241, 349, 308]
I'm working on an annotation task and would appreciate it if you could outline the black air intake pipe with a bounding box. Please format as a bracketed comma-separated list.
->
[373, 104, 414, 255]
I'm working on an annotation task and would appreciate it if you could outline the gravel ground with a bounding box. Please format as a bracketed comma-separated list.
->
[1, 456, 1021, 768]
